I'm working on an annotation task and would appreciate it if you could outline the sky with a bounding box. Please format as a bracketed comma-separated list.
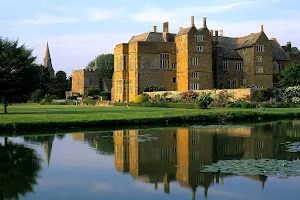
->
[1, 0, 300, 76]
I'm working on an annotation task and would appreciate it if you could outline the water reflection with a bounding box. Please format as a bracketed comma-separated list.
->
[19, 121, 300, 200]
[0, 138, 42, 200]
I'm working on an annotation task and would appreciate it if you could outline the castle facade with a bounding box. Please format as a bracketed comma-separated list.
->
[112, 16, 291, 102]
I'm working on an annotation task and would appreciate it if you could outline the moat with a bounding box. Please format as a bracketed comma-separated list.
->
[1, 120, 300, 200]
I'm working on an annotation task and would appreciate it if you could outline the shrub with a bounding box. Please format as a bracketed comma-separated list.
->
[82, 98, 98, 106]
[143, 85, 167, 92]
[85, 88, 100, 97]
[194, 92, 213, 109]
[181, 91, 198, 102]
[30, 89, 45, 103]
[252, 88, 274, 102]
[44, 94, 54, 102]
[216, 90, 235, 106]
[283, 86, 300, 103]
[99, 92, 111, 100]
[134, 94, 149, 103]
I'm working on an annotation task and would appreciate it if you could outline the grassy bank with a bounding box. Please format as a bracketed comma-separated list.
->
[0, 104, 300, 134]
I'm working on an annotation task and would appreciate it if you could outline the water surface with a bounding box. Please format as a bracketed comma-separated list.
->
[1, 121, 300, 200]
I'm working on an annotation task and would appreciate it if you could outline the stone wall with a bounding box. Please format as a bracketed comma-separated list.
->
[145, 88, 256, 100]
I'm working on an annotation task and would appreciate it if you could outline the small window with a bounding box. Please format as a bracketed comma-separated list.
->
[229, 80, 238, 89]
[236, 62, 243, 71]
[196, 46, 203, 52]
[123, 55, 127, 70]
[256, 56, 262, 62]
[256, 66, 264, 73]
[243, 78, 246, 85]
[160, 53, 170, 69]
[181, 35, 184, 43]
[246, 57, 250, 62]
[192, 57, 199, 66]
[256, 141, 264, 148]
[278, 63, 282, 70]
[172, 77, 176, 83]
[171, 63, 176, 70]
[192, 72, 199, 79]
[191, 83, 199, 90]
[89, 77, 93, 86]
[256, 45, 264, 52]
[223, 59, 228, 71]
[195, 35, 204, 42]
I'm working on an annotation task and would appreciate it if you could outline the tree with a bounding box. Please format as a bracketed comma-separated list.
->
[0, 38, 40, 114]
[279, 63, 300, 87]
[87, 54, 114, 79]
[292, 47, 300, 54]
[0, 139, 42, 199]
[49, 70, 69, 99]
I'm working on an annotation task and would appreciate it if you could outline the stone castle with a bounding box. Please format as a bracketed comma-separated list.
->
[112, 16, 292, 102]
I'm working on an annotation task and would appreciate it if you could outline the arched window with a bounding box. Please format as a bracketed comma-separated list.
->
[89, 77, 93, 86]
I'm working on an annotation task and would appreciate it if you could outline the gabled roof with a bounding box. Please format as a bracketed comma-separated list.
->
[177, 26, 194, 36]
[129, 32, 176, 43]
[236, 32, 262, 49]
[217, 36, 242, 60]
[270, 39, 289, 61]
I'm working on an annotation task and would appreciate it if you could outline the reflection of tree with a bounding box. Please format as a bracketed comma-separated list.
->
[23, 135, 55, 166]
[0, 138, 42, 200]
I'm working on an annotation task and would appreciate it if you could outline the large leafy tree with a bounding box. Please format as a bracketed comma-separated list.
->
[0, 139, 42, 199]
[49, 70, 69, 99]
[279, 63, 300, 87]
[0, 38, 40, 114]
[87, 54, 114, 79]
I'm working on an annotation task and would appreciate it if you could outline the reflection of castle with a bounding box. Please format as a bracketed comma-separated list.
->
[113, 127, 275, 199]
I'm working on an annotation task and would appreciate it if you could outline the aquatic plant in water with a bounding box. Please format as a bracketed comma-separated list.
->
[202, 159, 300, 179]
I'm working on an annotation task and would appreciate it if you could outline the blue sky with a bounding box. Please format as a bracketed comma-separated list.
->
[1, 0, 299, 76]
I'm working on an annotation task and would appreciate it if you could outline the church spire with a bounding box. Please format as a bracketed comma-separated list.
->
[44, 136, 55, 167]
[43, 42, 55, 78]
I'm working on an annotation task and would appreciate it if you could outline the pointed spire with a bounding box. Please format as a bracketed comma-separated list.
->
[44, 136, 54, 167]
[43, 42, 55, 78]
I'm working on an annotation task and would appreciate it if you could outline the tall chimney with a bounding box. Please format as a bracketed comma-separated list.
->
[219, 30, 223, 36]
[215, 30, 219, 43]
[154, 26, 157, 32]
[203, 17, 207, 27]
[191, 16, 195, 26]
[163, 22, 169, 33]
[286, 41, 292, 52]
[261, 25, 264, 32]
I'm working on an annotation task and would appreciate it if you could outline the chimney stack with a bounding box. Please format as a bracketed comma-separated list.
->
[203, 17, 207, 27]
[163, 22, 169, 33]
[220, 30, 223, 36]
[191, 16, 195, 26]
[215, 30, 219, 43]
[261, 25, 264, 32]
[154, 26, 157, 32]
[286, 41, 292, 52]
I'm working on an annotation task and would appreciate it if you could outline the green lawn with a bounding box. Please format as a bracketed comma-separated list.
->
[0, 103, 300, 131]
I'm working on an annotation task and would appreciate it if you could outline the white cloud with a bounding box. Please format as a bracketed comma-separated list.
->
[130, 1, 258, 23]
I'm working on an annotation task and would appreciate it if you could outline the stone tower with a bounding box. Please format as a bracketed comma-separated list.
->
[43, 42, 55, 78]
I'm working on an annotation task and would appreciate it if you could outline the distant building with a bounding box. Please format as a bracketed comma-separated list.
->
[43, 42, 55, 78]
[112, 16, 291, 102]
[71, 69, 100, 96]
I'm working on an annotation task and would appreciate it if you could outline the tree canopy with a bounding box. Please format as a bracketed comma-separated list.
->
[0, 139, 42, 199]
[0, 38, 40, 113]
[87, 54, 114, 79]
[279, 63, 300, 87]
[292, 47, 300, 54]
